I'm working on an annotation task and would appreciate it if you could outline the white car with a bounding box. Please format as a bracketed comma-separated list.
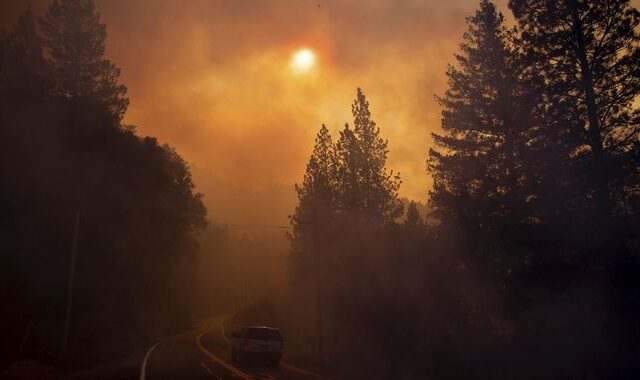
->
[231, 326, 283, 366]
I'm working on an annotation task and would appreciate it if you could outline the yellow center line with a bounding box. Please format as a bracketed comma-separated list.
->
[196, 327, 251, 379]
[219, 319, 325, 379]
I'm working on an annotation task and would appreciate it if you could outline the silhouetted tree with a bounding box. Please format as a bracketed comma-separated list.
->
[509, 0, 640, 230]
[289, 90, 407, 377]
[404, 201, 424, 229]
[289, 124, 337, 288]
[0, 2, 206, 361]
[39, 0, 128, 121]
[428, 1, 541, 292]
[335, 88, 403, 228]
[424, 1, 640, 376]
[1, 7, 51, 101]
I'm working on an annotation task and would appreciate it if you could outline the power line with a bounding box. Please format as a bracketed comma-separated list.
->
[209, 223, 292, 229]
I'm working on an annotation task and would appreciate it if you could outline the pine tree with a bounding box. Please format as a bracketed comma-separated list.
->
[39, 0, 128, 121]
[0, 29, 5, 93]
[428, 0, 535, 238]
[0, 6, 51, 100]
[289, 125, 337, 286]
[335, 88, 402, 228]
[508, 0, 640, 222]
[404, 201, 424, 229]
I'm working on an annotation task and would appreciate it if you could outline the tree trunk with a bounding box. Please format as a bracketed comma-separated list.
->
[568, 0, 612, 221]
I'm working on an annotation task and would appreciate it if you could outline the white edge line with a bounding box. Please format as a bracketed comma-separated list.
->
[200, 362, 214, 376]
[281, 362, 326, 379]
[220, 318, 325, 379]
[196, 328, 250, 379]
[220, 319, 231, 344]
[139, 341, 160, 380]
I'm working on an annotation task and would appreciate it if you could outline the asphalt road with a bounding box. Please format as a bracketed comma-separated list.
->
[140, 318, 324, 380]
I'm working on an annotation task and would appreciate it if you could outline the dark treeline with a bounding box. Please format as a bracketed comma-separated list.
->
[0, 0, 206, 366]
[1, 0, 638, 378]
[289, 0, 639, 378]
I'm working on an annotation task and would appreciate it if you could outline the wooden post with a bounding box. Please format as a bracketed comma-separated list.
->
[312, 197, 325, 378]
[62, 211, 80, 352]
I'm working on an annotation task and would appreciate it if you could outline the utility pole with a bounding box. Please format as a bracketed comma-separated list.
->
[62, 211, 80, 352]
[312, 195, 325, 378]
[244, 279, 247, 310]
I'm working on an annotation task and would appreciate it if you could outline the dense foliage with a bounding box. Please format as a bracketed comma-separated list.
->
[0, 0, 206, 364]
[290, 1, 639, 378]
[1, 0, 638, 378]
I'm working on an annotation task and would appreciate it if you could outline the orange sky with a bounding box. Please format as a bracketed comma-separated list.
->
[9, 0, 622, 226]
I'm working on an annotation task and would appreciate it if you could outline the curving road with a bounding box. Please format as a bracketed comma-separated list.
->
[140, 318, 324, 380]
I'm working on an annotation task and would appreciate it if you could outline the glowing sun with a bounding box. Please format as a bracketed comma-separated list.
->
[291, 48, 316, 73]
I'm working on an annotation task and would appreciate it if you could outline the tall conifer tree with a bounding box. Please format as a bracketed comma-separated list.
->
[335, 88, 402, 228]
[39, 0, 128, 121]
[289, 125, 337, 286]
[404, 201, 424, 229]
[429, 0, 535, 238]
[1, 7, 50, 100]
[509, 0, 640, 222]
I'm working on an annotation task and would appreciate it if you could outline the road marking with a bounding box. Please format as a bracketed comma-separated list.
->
[281, 363, 325, 379]
[139, 341, 160, 380]
[220, 319, 231, 344]
[220, 319, 325, 379]
[200, 362, 214, 376]
[196, 328, 251, 379]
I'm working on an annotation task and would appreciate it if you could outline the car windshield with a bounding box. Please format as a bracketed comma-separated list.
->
[247, 328, 282, 341]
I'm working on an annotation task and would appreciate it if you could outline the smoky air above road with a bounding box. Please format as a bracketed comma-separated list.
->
[1, 0, 639, 379]
[2, 0, 520, 227]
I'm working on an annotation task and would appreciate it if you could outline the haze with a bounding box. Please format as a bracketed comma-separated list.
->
[3, 0, 512, 225]
[2, 0, 639, 378]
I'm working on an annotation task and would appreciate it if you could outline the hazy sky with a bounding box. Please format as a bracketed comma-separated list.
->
[3, 0, 515, 225]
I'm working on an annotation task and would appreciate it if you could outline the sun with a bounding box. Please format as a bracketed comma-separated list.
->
[291, 48, 316, 73]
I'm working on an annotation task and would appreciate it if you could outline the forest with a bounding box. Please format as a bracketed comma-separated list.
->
[287, 1, 639, 378]
[0, 0, 206, 370]
[0, 0, 639, 379]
